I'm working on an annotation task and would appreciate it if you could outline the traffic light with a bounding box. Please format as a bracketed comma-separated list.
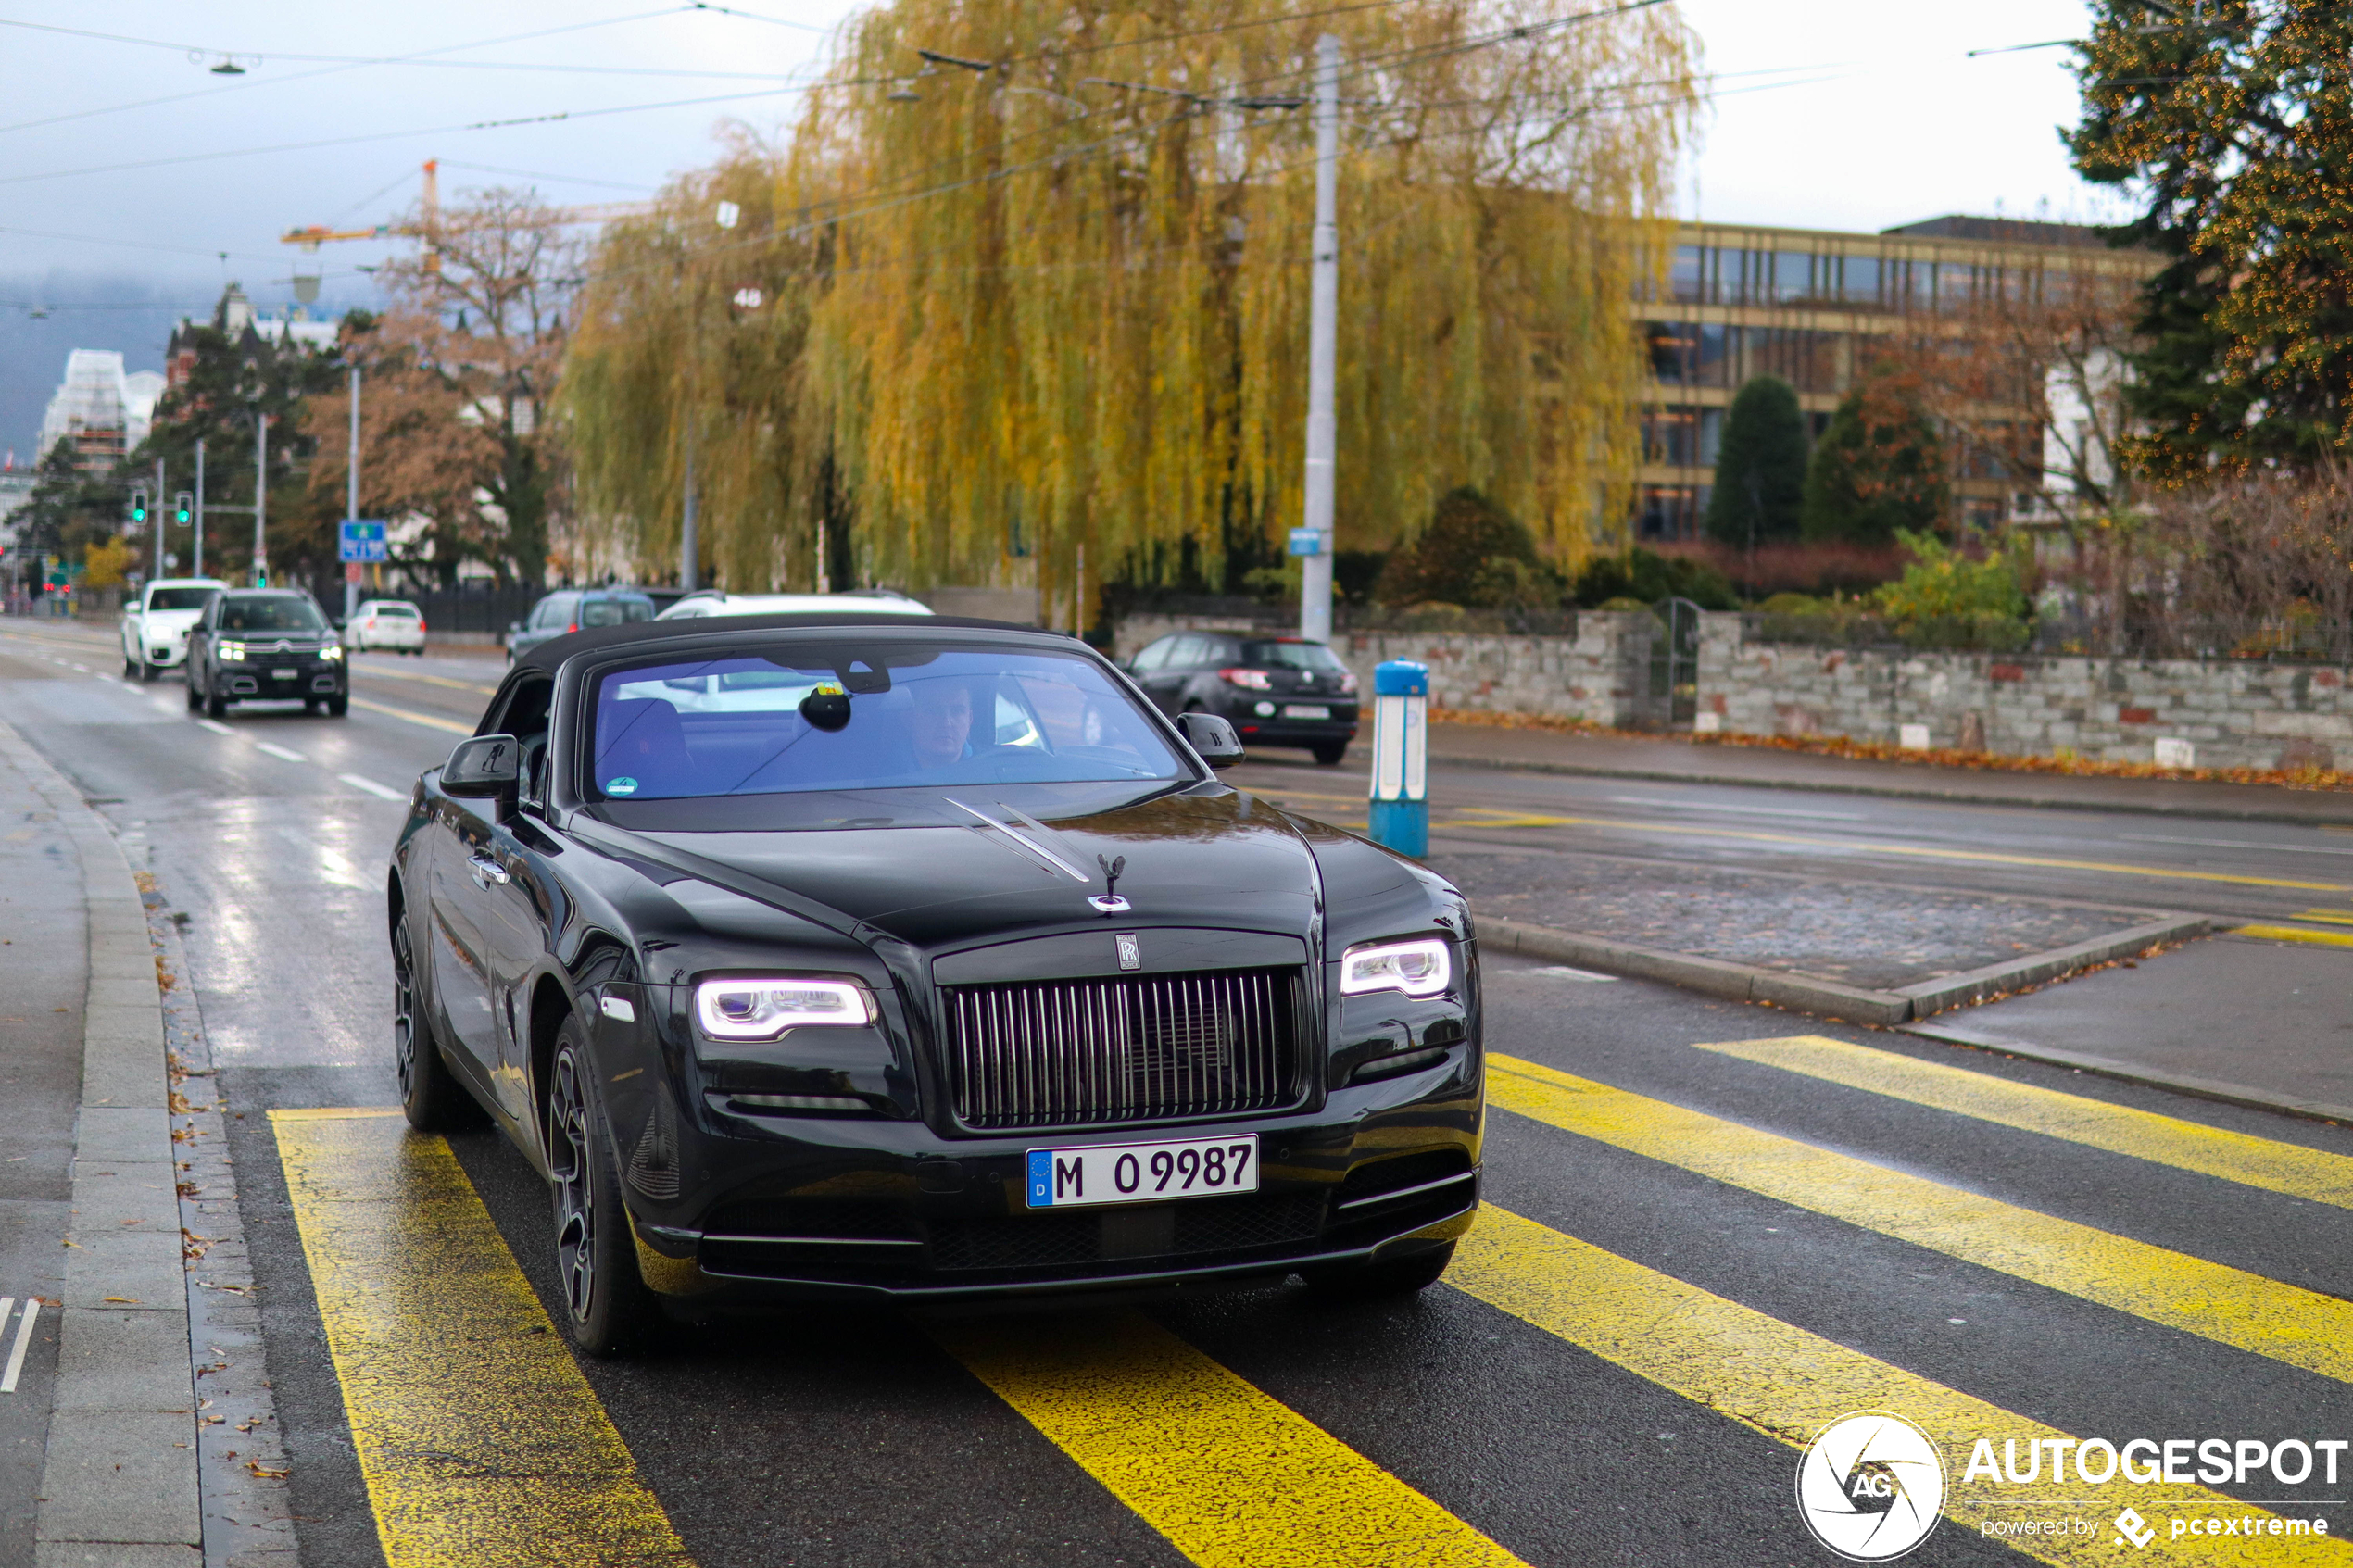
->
[173, 492, 192, 527]
[128, 484, 148, 524]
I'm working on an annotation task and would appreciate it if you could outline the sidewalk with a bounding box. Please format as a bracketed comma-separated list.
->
[1415, 721, 2353, 826]
[0, 718, 201, 1567]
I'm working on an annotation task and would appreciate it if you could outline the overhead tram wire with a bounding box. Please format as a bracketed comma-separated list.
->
[0, 6, 693, 138]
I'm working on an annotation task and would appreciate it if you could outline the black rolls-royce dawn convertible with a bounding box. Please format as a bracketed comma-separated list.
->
[390, 611, 1482, 1353]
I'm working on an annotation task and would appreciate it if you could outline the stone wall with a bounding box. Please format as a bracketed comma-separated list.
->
[1114, 612, 1662, 729]
[1697, 611, 2353, 771]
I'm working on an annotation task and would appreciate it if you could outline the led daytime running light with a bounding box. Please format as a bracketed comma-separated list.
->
[695, 976, 875, 1039]
[1339, 937, 1452, 998]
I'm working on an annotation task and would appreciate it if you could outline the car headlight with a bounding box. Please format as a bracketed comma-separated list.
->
[695, 976, 875, 1039]
[320, 644, 344, 661]
[219, 641, 245, 660]
[1340, 937, 1452, 997]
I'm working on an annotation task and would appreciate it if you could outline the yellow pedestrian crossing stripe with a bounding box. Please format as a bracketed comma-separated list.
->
[1693, 1035, 2353, 1210]
[271, 1109, 692, 1568]
[2235, 922, 2353, 948]
[1489, 1054, 2353, 1386]
[1452, 1205, 2353, 1566]
[937, 1312, 1528, 1568]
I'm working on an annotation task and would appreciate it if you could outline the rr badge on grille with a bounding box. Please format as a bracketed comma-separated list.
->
[1114, 933, 1140, 971]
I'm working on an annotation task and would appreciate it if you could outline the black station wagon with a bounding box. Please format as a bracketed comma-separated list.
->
[389, 612, 1481, 1353]
[1126, 632, 1360, 765]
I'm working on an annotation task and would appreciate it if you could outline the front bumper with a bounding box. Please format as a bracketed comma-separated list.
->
[142, 644, 187, 668]
[625, 1048, 1481, 1306]
[216, 662, 346, 699]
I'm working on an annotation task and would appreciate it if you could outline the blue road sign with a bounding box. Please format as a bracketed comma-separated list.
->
[1287, 527, 1325, 557]
[338, 520, 388, 563]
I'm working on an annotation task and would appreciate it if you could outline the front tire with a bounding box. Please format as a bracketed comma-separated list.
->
[324, 693, 348, 717]
[1311, 741, 1349, 766]
[547, 1019, 661, 1356]
[184, 678, 201, 712]
[205, 685, 227, 720]
[393, 913, 479, 1132]
[122, 653, 138, 680]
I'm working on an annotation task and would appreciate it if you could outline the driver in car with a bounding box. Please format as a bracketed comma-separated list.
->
[908, 676, 977, 771]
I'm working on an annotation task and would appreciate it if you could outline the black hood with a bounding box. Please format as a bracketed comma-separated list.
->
[606, 785, 1324, 952]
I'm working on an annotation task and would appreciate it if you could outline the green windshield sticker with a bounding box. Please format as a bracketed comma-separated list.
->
[607, 776, 639, 796]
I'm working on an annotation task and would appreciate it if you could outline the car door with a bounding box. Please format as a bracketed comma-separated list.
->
[472, 676, 561, 1123]
[1134, 636, 1196, 713]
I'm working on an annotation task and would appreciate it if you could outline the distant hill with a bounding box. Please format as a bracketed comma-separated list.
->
[0, 271, 380, 464]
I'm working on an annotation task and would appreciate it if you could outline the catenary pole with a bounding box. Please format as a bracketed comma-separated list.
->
[346, 366, 361, 621]
[253, 413, 269, 587]
[680, 434, 698, 591]
[152, 457, 165, 581]
[193, 439, 205, 578]
[1298, 32, 1340, 645]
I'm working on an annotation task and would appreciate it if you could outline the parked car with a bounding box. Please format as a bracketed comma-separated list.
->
[120, 577, 227, 681]
[184, 588, 346, 719]
[344, 598, 428, 655]
[1125, 632, 1360, 765]
[388, 610, 1479, 1353]
[507, 588, 658, 662]
[657, 589, 934, 621]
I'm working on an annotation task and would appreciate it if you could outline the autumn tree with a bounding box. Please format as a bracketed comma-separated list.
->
[366, 187, 580, 585]
[2069, 1, 2353, 474]
[564, 0, 1702, 616]
[1801, 371, 1948, 546]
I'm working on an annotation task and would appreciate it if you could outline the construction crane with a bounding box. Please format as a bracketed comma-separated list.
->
[281, 160, 654, 271]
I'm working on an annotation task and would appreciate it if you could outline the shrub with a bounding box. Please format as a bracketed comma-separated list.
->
[1571, 546, 1738, 610]
[1869, 529, 2029, 623]
[82, 537, 135, 590]
[1376, 487, 1562, 608]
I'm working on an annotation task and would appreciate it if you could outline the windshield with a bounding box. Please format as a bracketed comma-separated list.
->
[219, 596, 326, 633]
[587, 642, 1185, 801]
[1240, 639, 1346, 671]
[582, 598, 653, 627]
[148, 588, 215, 611]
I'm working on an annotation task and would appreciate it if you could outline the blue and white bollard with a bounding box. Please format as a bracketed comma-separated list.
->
[1367, 659, 1428, 857]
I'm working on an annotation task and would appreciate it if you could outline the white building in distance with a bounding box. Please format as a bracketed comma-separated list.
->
[35, 350, 165, 472]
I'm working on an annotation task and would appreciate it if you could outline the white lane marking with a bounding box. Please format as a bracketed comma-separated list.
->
[1604, 795, 1866, 822]
[2120, 833, 2353, 858]
[150, 698, 181, 716]
[0, 1298, 35, 1392]
[196, 719, 233, 736]
[254, 742, 308, 763]
[338, 772, 408, 801]
[68, 662, 88, 672]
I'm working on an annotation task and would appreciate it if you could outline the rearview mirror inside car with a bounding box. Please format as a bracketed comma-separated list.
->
[443, 734, 521, 797]
[1176, 711, 1246, 769]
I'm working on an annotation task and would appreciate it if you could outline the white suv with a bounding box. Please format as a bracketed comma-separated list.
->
[343, 599, 427, 655]
[120, 578, 227, 681]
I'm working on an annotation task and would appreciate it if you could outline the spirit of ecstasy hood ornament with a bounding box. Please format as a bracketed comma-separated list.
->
[1088, 854, 1130, 915]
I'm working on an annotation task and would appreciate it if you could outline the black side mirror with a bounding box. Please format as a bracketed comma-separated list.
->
[444, 733, 521, 798]
[1176, 711, 1246, 770]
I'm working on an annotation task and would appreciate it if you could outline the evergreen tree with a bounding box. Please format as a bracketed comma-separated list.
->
[1800, 377, 1948, 546]
[2069, 2, 2353, 474]
[1703, 375, 1806, 546]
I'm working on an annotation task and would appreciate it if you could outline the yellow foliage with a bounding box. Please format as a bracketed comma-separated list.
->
[82, 536, 136, 590]
[562, 1, 1701, 616]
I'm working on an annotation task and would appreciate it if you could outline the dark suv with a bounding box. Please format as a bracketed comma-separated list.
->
[507, 588, 658, 662]
[1126, 632, 1359, 765]
[184, 590, 346, 719]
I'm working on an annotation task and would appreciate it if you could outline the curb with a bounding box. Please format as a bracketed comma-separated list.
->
[0, 717, 202, 1565]
[1478, 913, 2211, 1028]
[1425, 747, 2353, 829]
[1902, 1020, 2353, 1129]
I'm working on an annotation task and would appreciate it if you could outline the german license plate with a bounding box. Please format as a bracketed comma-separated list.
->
[1281, 704, 1330, 720]
[1025, 1134, 1259, 1209]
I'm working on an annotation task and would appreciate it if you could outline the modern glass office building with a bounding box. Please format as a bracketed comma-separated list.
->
[1632, 215, 2143, 541]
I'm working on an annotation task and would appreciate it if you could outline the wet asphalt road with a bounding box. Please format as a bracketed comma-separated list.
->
[6, 617, 2353, 1568]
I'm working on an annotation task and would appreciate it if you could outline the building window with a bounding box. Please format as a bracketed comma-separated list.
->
[1774, 250, 1812, 303]
[1843, 255, 1881, 307]
[1634, 484, 1705, 543]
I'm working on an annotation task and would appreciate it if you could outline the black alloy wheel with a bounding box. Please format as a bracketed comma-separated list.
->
[1311, 741, 1349, 766]
[547, 1019, 661, 1356]
[1302, 1241, 1456, 1301]
[393, 913, 478, 1131]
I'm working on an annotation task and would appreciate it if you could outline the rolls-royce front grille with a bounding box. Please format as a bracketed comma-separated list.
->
[945, 967, 1302, 1130]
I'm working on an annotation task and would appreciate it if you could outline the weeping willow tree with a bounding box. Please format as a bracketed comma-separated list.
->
[563, 0, 1701, 614]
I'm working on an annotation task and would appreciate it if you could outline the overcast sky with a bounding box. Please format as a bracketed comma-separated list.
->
[0, 0, 2114, 454]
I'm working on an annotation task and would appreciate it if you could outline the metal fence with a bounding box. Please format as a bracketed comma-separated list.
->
[393, 586, 546, 636]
